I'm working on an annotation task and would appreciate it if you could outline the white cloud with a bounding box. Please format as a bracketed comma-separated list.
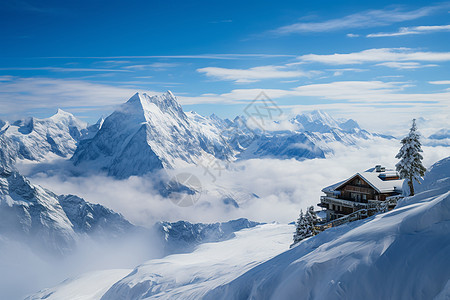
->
[346, 33, 359, 38]
[298, 48, 450, 65]
[429, 80, 450, 85]
[180, 80, 449, 105]
[326, 68, 367, 76]
[123, 63, 179, 70]
[0, 77, 154, 117]
[45, 54, 296, 60]
[367, 24, 450, 37]
[270, 4, 446, 35]
[1, 76, 448, 135]
[0, 67, 130, 72]
[197, 66, 313, 83]
[375, 62, 438, 69]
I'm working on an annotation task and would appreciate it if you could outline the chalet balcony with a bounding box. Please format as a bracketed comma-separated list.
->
[320, 196, 369, 209]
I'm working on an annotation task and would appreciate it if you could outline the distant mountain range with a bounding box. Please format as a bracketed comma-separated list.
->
[1, 91, 395, 179]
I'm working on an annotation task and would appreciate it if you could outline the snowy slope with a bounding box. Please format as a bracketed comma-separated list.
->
[101, 223, 293, 300]
[204, 157, 450, 300]
[32, 224, 293, 300]
[26, 269, 132, 300]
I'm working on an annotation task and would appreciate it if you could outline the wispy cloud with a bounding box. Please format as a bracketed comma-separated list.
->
[375, 62, 438, 69]
[298, 48, 450, 65]
[367, 24, 450, 37]
[209, 19, 233, 24]
[326, 68, 367, 76]
[429, 80, 450, 84]
[122, 63, 179, 70]
[0, 67, 130, 72]
[270, 4, 447, 35]
[0, 77, 151, 117]
[178, 80, 450, 106]
[43, 54, 296, 60]
[197, 66, 314, 83]
[346, 33, 360, 38]
[0, 76, 448, 135]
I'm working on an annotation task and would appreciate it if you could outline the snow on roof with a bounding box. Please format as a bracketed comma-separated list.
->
[324, 166, 404, 194]
[322, 180, 346, 193]
[356, 172, 403, 193]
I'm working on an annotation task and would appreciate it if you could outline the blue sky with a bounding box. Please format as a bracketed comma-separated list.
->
[0, 0, 449, 134]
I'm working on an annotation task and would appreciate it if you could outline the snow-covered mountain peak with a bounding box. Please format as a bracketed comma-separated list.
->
[72, 91, 234, 178]
[49, 109, 87, 129]
[53, 108, 73, 117]
[122, 91, 186, 122]
[290, 109, 363, 135]
[339, 118, 361, 131]
[298, 110, 340, 128]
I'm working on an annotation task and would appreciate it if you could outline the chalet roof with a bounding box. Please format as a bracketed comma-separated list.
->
[322, 166, 404, 194]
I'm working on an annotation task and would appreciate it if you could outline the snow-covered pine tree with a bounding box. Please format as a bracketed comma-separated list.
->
[395, 119, 426, 196]
[292, 210, 306, 246]
[291, 206, 318, 247]
[305, 206, 318, 226]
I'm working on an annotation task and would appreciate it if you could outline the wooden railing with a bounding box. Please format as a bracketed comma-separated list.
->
[320, 196, 368, 209]
[315, 197, 399, 232]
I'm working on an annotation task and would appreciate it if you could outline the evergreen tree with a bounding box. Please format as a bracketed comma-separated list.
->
[291, 206, 318, 247]
[395, 119, 426, 196]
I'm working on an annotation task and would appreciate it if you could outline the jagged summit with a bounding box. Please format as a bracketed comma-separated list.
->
[294, 110, 339, 129]
[54, 108, 72, 115]
[123, 91, 185, 120]
[306, 110, 339, 125]
[292, 109, 361, 134]
[72, 91, 232, 178]
[50, 108, 87, 129]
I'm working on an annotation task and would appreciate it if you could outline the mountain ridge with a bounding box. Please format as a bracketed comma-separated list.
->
[2, 91, 395, 179]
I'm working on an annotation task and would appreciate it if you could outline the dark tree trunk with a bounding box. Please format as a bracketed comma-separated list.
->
[408, 175, 415, 196]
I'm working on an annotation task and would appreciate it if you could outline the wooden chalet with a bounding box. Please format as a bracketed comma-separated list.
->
[318, 165, 403, 221]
